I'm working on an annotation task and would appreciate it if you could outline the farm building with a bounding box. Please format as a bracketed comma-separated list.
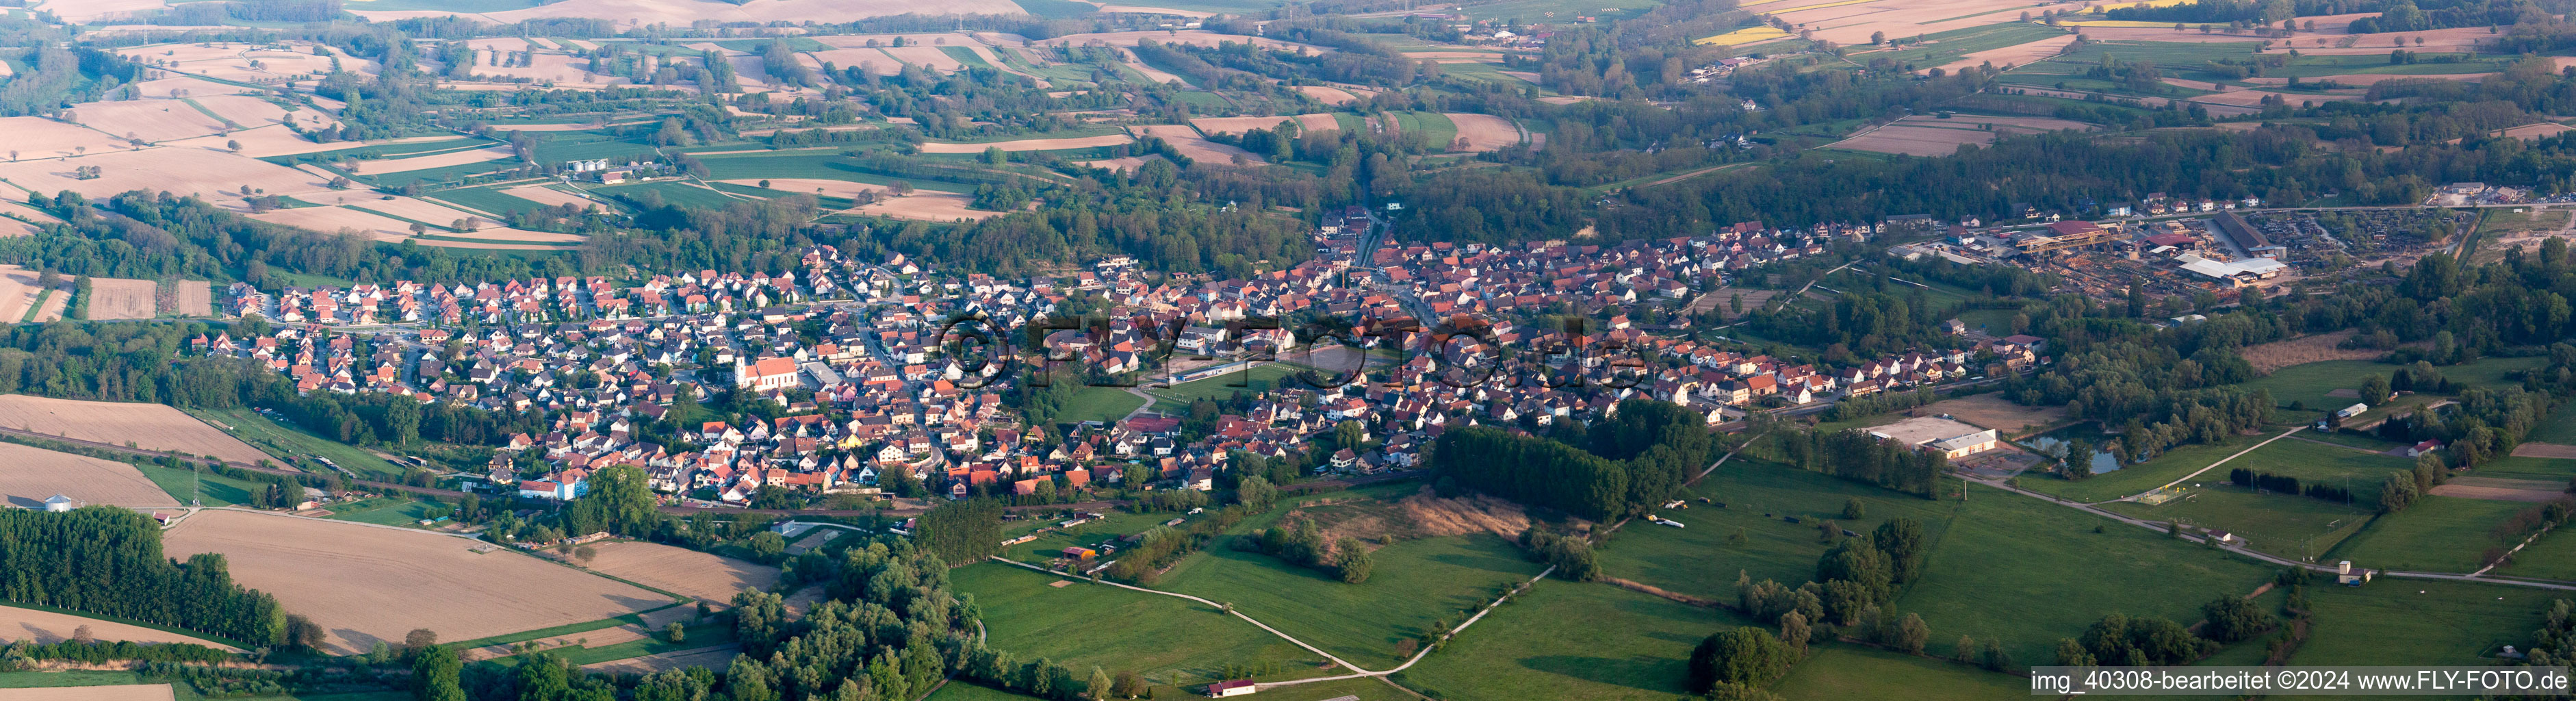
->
[1205, 679, 1256, 697]
[1864, 416, 1998, 459]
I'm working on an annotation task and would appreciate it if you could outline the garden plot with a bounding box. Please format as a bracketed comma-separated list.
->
[567, 541, 781, 606]
[1129, 125, 1262, 164]
[66, 101, 224, 144]
[164, 509, 669, 654]
[85, 277, 159, 320]
[0, 604, 239, 650]
[0, 441, 181, 509]
[0, 394, 271, 463]
[915, 133, 1133, 153]
[0, 147, 333, 208]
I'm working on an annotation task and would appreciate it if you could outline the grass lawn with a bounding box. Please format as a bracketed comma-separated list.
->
[2289, 577, 2549, 665]
[445, 605, 682, 650]
[2223, 438, 2414, 503]
[1391, 579, 1742, 701]
[188, 407, 408, 479]
[135, 462, 270, 507]
[2100, 485, 2372, 562]
[1898, 483, 2276, 668]
[1595, 459, 1961, 599]
[2233, 359, 2390, 410]
[2529, 403, 2576, 444]
[1397, 112, 1457, 151]
[2327, 496, 2529, 573]
[1055, 386, 1144, 425]
[2493, 526, 2576, 581]
[325, 496, 452, 527]
[2018, 431, 2271, 503]
[952, 563, 1322, 687]
[695, 152, 973, 193]
[1767, 643, 2031, 700]
[1152, 500, 1543, 669]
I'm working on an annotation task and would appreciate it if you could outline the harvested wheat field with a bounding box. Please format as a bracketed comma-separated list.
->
[165, 124, 352, 158]
[2430, 476, 2566, 502]
[167, 280, 211, 316]
[0, 147, 331, 207]
[67, 100, 225, 144]
[0, 442, 179, 510]
[3, 684, 177, 701]
[803, 48, 899, 75]
[1129, 125, 1262, 164]
[849, 192, 1005, 222]
[1076, 155, 1163, 172]
[251, 206, 420, 241]
[2512, 443, 2576, 459]
[915, 133, 1133, 153]
[1188, 114, 1339, 136]
[2256, 27, 2499, 54]
[1297, 85, 1360, 105]
[502, 185, 602, 209]
[2497, 123, 2575, 140]
[361, 146, 520, 175]
[85, 277, 158, 320]
[1, 605, 239, 650]
[1937, 34, 2076, 73]
[1900, 114, 2092, 133]
[352, 195, 500, 229]
[381, 0, 1023, 28]
[1443, 113, 1523, 151]
[0, 265, 71, 322]
[166, 510, 668, 654]
[1826, 123, 1995, 156]
[0, 394, 270, 463]
[0, 117, 134, 160]
[568, 541, 780, 605]
[2241, 330, 2386, 374]
[1922, 394, 2067, 436]
[131, 76, 253, 99]
[881, 45, 967, 72]
[719, 178, 888, 199]
[1769, 0, 2087, 45]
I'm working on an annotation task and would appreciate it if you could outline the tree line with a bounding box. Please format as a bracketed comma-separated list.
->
[0, 507, 282, 645]
[1428, 399, 1710, 520]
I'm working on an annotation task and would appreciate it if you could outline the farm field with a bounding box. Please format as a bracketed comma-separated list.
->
[1151, 487, 1540, 669]
[0, 146, 333, 211]
[1129, 125, 1260, 164]
[1825, 121, 1998, 156]
[0, 670, 409, 701]
[2328, 496, 2529, 573]
[2015, 431, 2271, 503]
[1, 684, 175, 701]
[1899, 483, 2275, 667]
[2222, 438, 2414, 502]
[2099, 485, 2371, 561]
[133, 463, 268, 507]
[1392, 578, 1742, 701]
[951, 563, 1322, 689]
[0, 604, 241, 650]
[0, 441, 180, 509]
[83, 277, 159, 320]
[1596, 459, 1960, 599]
[0, 395, 270, 464]
[1768, 643, 2033, 700]
[189, 407, 405, 478]
[0, 264, 72, 322]
[565, 540, 781, 606]
[2289, 578, 2549, 665]
[164, 509, 670, 654]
